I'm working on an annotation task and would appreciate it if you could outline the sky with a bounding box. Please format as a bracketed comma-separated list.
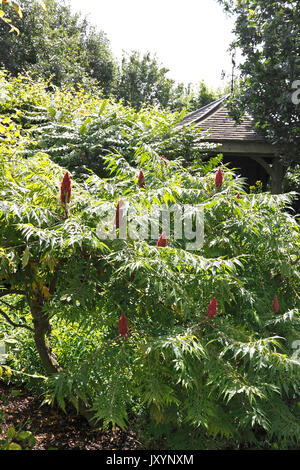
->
[69, 0, 237, 90]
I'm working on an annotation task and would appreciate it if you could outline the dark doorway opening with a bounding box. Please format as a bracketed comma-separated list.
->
[221, 154, 271, 191]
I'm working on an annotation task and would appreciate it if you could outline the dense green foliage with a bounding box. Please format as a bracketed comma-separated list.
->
[112, 52, 223, 112]
[170, 80, 224, 113]
[0, 74, 299, 450]
[112, 51, 175, 111]
[0, 0, 223, 112]
[0, 71, 211, 177]
[217, 0, 300, 165]
[0, 0, 116, 92]
[0, 0, 26, 35]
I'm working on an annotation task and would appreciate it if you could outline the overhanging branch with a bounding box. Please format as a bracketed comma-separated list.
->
[0, 306, 34, 333]
[0, 289, 26, 298]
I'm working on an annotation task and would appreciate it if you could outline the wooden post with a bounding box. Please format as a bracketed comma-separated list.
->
[249, 155, 284, 194]
[270, 157, 284, 194]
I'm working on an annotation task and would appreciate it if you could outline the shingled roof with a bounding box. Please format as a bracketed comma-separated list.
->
[179, 96, 283, 193]
[179, 95, 266, 143]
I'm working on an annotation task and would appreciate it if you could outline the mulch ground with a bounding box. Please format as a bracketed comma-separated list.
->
[0, 381, 141, 450]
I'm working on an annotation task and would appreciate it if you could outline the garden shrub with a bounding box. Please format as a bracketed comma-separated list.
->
[0, 73, 299, 449]
[0, 71, 210, 178]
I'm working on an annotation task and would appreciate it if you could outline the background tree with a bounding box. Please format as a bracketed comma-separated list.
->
[0, 0, 26, 35]
[217, 0, 300, 189]
[113, 51, 224, 112]
[0, 0, 116, 93]
[169, 80, 224, 113]
[0, 1, 224, 112]
[113, 51, 176, 110]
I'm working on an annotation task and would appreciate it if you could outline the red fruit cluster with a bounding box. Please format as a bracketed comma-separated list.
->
[118, 314, 128, 337]
[60, 171, 71, 204]
[161, 155, 167, 166]
[157, 231, 167, 247]
[214, 168, 223, 188]
[272, 295, 279, 313]
[138, 170, 145, 188]
[235, 192, 241, 206]
[207, 297, 217, 319]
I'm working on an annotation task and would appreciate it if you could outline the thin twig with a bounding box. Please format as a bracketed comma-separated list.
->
[0, 306, 34, 332]
[0, 289, 25, 298]
[0, 298, 22, 311]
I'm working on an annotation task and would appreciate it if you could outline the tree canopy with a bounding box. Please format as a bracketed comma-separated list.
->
[113, 51, 175, 111]
[217, 0, 300, 165]
[0, 0, 223, 111]
[0, 0, 116, 92]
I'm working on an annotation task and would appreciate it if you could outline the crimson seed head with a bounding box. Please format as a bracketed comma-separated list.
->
[207, 297, 217, 319]
[118, 314, 128, 337]
[161, 155, 167, 166]
[156, 231, 167, 247]
[235, 192, 241, 206]
[272, 294, 279, 313]
[138, 170, 145, 188]
[214, 168, 223, 188]
[60, 171, 71, 204]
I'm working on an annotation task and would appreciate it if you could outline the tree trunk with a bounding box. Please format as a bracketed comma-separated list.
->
[33, 317, 62, 374]
[31, 303, 62, 375]
[30, 302, 96, 424]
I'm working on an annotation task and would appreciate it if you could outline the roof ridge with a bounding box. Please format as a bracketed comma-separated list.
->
[178, 95, 269, 143]
[180, 94, 230, 127]
[192, 95, 230, 124]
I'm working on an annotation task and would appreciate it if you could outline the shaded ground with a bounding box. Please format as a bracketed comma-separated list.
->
[0, 381, 141, 450]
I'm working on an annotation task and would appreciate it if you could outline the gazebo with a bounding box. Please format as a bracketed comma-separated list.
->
[178, 95, 283, 193]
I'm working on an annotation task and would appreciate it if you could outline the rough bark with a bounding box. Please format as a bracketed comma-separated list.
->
[32, 316, 62, 375]
[31, 305, 62, 374]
